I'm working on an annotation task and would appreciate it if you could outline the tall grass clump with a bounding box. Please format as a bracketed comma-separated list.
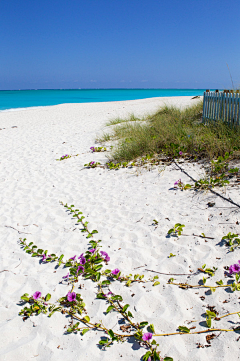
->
[102, 101, 240, 162]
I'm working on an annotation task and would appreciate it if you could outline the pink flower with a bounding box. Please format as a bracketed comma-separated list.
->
[79, 256, 86, 265]
[42, 254, 46, 262]
[100, 251, 110, 262]
[77, 266, 84, 274]
[112, 268, 120, 275]
[62, 273, 69, 279]
[142, 332, 152, 341]
[70, 255, 76, 261]
[33, 291, 41, 300]
[89, 248, 96, 253]
[67, 292, 76, 302]
[229, 263, 240, 274]
[179, 151, 183, 155]
[174, 179, 181, 186]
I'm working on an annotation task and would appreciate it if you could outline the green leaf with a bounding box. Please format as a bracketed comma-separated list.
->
[178, 326, 190, 333]
[122, 304, 130, 313]
[106, 305, 114, 314]
[83, 316, 90, 322]
[153, 349, 160, 360]
[108, 329, 115, 339]
[21, 296, 29, 302]
[102, 280, 110, 285]
[99, 338, 109, 345]
[127, 311, 133, 318]
[149, 323, 155, 333]
[96, 272, 101, 281]
[111, 295, 123, 301]
[216, 279, 223, 285]
[97, 293, 106, 299]
[82, 328, 89, 335]
[45, 293, 51, 301]
[139, 321, 148, 328]
[206, 316, 212, 328]
[153, 281, 160, 286]
[206, 310, 216, 318]
[65, 261, 72, 267]
[143, 351, 152, 361]
[94, 265, 103, 271]
[164, 358, 173, 361]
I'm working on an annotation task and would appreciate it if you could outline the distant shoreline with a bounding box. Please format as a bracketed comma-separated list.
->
[0, 95, 203, 113]
[0, 89, 205, 111]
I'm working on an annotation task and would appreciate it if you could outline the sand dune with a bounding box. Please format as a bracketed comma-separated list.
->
[1, 96, 240, 361]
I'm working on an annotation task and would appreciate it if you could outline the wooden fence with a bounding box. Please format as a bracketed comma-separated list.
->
[203, 91, 240, 125]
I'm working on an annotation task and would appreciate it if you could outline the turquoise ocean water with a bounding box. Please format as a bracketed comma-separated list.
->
[0, 89, 206, 111]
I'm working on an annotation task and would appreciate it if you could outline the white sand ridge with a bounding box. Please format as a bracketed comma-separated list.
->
[0, 96, 240, 361]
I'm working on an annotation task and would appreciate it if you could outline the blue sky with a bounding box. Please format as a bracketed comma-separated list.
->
[0, 0, 239, 90]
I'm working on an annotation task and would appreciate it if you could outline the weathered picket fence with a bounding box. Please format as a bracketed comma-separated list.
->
[203, 91, 240, 125]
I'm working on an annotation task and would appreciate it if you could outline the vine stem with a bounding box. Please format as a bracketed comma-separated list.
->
[67, 311, 131, 338]
[99, 285, 138, 330]
[154, 328, 234, 337]
[169, 282, 228, 289]
[61, 202, 93, 237]
[219, 310, 240, 319]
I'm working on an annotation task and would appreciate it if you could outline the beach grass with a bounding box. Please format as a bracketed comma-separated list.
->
[99, 101, 240, 161]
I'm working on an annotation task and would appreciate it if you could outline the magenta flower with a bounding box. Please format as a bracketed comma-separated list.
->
[67, 292, 76, 302]
[100, 251, 110, 262]
[42, 254, 46, 262]
[229, 263, 240, 274]
[179, 151, 183, 155]
[70, 255, 76, 261]
[174, 179, 181, 186]
[142, 332, 153, 341]
[79, 256, 86, 265]
[112, 268, 120, 275]
[33, 291, 41, 300]
[89, 248, 96, 253]
[77, 266, 84, 274]
[62, 272, 69, 279]
[90, 161, 95, 165]
[103, 291, 113, 298]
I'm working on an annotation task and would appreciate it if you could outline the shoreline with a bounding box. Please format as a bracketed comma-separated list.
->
[0, 91, 205, 112]
[1, 96, 239, 361]
[0, 95, 203, 114]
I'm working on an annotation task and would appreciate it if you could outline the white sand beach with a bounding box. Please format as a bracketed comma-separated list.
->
[1, 96, 240, 361]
